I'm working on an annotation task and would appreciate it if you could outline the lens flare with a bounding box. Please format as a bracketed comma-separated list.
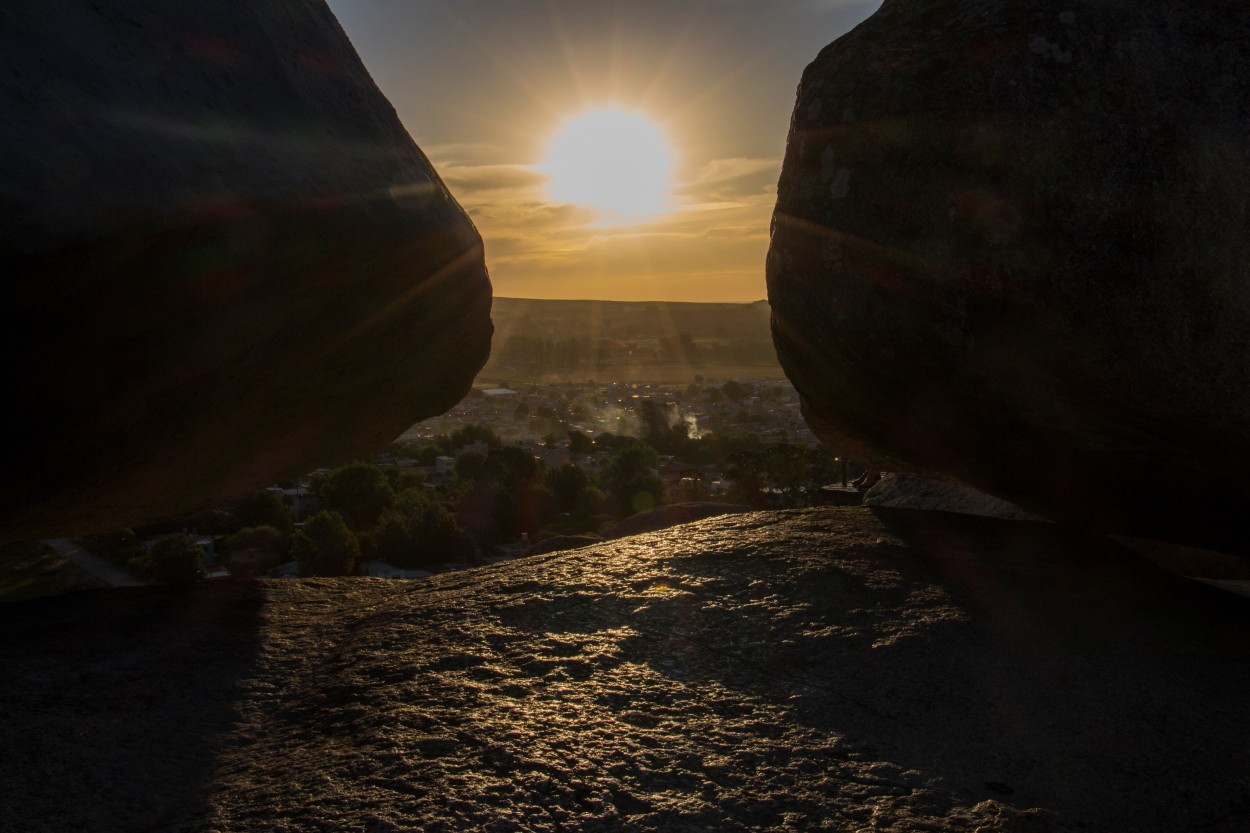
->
[541, 107, 674, 221]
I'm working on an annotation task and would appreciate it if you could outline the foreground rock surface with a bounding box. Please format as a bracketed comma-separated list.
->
[0, 0, 491, 542]
[767, 0, 1250, 554]
[2, 508, 1247, 832]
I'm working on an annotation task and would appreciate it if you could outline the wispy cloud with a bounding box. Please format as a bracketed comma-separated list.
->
[423, 141, 511, 166]
[439, 163, 545, 193]
[687, 156, 779, 186]
[675, 157, 779, 203]
[433, 150, 779, 301]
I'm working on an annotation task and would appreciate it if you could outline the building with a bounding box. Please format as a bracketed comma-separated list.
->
[266, 484, 320, 522]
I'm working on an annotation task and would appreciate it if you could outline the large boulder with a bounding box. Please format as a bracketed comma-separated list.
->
[0, 0, 491, 542]
[768, 0, 1250, 554]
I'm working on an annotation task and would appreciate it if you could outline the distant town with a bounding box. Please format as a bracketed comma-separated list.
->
[405, 377, 817, 447]
[0, 298, 871, 599]
[24, 376, 865, 596]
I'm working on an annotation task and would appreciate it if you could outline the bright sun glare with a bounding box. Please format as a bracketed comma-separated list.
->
[542, 107, 674, 221]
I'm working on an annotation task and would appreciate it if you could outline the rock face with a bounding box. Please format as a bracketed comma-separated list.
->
[767, 0, 1250, 554]
[0, 1, 491, 542]
[2, 508, 1248, 832]
[863, 473, 1043, 521]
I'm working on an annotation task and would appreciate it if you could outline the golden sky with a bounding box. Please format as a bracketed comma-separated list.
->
[327, 1, 879, 301]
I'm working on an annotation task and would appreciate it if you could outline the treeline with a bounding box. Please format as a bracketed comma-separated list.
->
[77, 415, 846, 583]
[77, 429, 666, 582]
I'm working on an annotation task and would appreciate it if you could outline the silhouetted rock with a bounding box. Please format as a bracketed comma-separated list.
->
[2, 508, 1248, 831]
[0, 0, 491, 542]
[768, 0, 1250, 555]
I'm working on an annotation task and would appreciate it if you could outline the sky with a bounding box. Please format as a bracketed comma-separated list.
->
[325, 0, 880, 302]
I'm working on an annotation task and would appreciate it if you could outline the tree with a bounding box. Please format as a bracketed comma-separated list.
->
[226, 525, 285, 557]
[454, 444, 552, 544]
[638, 399, 672, 440]
[678, 332, 698, 362]
[547, 464, 590, 513]
[389, 439, 426, 458]
[223, 524, 285, 578]
[568, 429, 593, 455]
[601, 440, 664, 516]
[292, 511, 360, 577]
[722, 380, 750, 402]
[385, 467, 426, 494]
[724, 465, 767, 507]
[573, 485, 609, 519]
[455, 450, 487, 482]
[231, 489, 294, 534]
[178, 506, 237, 536]
[374, 491, 470, 569]
[800, 448, 843, 504]
[413, 445, 443, 467]
[593, 432, 639, 454]
[704, 430, 764, 463]
[81, 529, 143, 568]
[318, 462, 396, 531]
[447, 424, 502, 450]
[487, 445, 542, 489]
[499, 483, 554, 541]
[148, 534, 207, 585]
[639, 399, 693, 456]
[764, 443, 809, 505]
[456, 478, 505, 546]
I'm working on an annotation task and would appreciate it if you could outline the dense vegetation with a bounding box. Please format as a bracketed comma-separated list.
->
[71, 385, 843, 582]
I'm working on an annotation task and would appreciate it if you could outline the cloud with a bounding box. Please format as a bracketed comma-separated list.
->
[439, 163, 545, 192]
[675, 156, 780, 202]
[423, 141, 510, 166]
[704, 226, 768, 239]
[429, 149, 779, 301]
[687, 157, 779, 185]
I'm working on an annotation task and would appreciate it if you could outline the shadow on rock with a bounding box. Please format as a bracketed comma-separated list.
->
[0, 582, 267, 833]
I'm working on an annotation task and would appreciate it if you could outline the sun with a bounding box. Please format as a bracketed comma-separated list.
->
[541, 107, 675, 220]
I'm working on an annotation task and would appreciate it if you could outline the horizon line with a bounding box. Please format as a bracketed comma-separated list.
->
[493, 296, 770, 305]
